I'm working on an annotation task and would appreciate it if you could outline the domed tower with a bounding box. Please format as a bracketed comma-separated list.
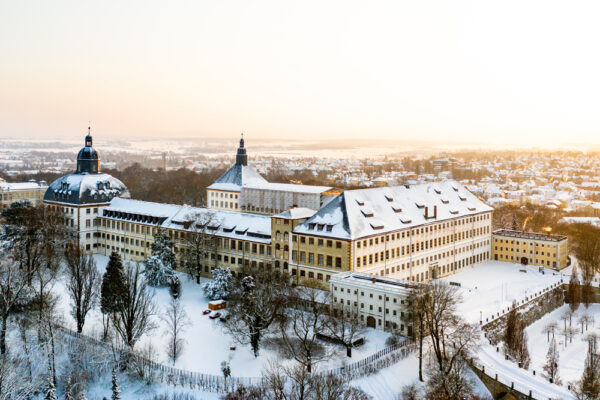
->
[76, 127, 100, 173]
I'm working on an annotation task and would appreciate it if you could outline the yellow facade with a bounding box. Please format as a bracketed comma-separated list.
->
[491, 229, 568, 270]
[96, 215, 272, 276]
[0, 183, 47, 208]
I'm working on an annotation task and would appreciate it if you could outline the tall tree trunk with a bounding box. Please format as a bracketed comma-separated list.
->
[0, 314, 7, 355]
[418, 319, 424, 382]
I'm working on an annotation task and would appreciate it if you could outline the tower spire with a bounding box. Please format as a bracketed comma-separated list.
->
[236, 133, 248, 166]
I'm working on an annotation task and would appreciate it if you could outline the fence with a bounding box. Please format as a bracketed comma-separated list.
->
[480, 281, 563, 327]
[471, 357, 574, 400]
[54, 321, 414, 394]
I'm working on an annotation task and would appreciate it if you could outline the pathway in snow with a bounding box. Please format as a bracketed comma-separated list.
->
[476, 345, 574, 400]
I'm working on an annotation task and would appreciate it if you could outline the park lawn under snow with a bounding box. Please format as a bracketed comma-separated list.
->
[440, 260, 564, 324]
[526, 303, 600, 384]
[54, 255, 391, 378]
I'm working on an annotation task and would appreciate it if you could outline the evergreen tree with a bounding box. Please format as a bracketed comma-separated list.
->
[101, 251, 127, 314]
[574, 336, 600, 400]
[543, 337, 561, 384]
[566, 265, 581, 312]
[144, 229, 177, 286]
[504, 302, 530, 368]
[202, 267, 234, 300]
[111, 368, 121, 400]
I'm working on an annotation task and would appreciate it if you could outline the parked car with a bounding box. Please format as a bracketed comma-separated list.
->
[209, 312, 221, 320]
[203, 309, 211, 315]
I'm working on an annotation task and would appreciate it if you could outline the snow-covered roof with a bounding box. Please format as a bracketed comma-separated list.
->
[0, 181, 47, 191]
[274, 207, 317, 220]
[330, 271, 418, 297]
[44, 173, 130, 205]
[207, 164, 268, 192]
[293, 180, 493, 240]
[103, 198, 272, 244]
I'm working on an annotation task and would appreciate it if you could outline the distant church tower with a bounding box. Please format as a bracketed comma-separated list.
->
[236, 134, 248, 166]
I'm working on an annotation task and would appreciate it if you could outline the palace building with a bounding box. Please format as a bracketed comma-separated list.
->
[0, 180, 48, 208]
[44, 129, 130, 250]
[43, 131, 570, 297]
[207, 137, 337, 214]
[492, 229, 568, 270]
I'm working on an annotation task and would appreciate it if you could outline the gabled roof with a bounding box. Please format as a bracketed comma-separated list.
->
[207, 164, 268, 192]
[293, 180, 492, 240]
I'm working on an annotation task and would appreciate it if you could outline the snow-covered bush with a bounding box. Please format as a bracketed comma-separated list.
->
[144, 255, 175, 287]
[202, 267, 234, 300]
[144, 229, 177, 286]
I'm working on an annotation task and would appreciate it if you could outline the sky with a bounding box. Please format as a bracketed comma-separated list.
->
[1, 0, 599, 146]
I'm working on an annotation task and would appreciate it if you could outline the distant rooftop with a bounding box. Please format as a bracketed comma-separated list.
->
[493, 229, 567, 242]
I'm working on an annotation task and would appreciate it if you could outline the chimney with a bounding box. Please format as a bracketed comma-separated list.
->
[434, 205, 437, 219]
[425, 206, 429, 219]
[372, 277, 377, 284]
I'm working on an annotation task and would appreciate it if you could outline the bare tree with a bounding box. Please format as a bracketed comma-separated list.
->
[279, 286, 329, 373]
[323, 303, 364, 358]
[181, 211, 220, 283]
[64, 244, 100, 333]
[0, 355, 37, 400]
[260, 359, 371, 400]
[161, 298, 190, 365]
[419, 281, 480, 398]
[224, 266, 290, 357]
[543, 321, 558, 342]
[0, 258, 33, 354]
[112, 263, 157, 349]
[407, 282, 428, 381]
[579, 314, 592, 334]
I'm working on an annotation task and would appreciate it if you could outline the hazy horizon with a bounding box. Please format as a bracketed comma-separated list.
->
[2, 1, 600, 147]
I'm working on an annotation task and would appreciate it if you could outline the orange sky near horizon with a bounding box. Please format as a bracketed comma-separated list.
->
[1, 1, 599, 147]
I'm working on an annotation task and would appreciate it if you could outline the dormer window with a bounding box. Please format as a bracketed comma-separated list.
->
[97, 182, 104, 190]
[308, 223, 316, 230]
[317, 224, 325, 231]
[326, 225, 333, 232]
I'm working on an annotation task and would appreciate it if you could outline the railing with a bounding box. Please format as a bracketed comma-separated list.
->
[471, 357, 574, 400]
[480, 282, 562, 327]
[54, 322, 414, 394]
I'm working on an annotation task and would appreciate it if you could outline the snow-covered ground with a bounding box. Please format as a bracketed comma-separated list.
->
[441, 261, 564, 324]
[477, 344, 574, 400]
[527, 304, 600, 384]
[54, 255, 391, 377]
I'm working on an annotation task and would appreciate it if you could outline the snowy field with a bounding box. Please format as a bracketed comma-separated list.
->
[441, 261, 564, 324]
[527, 304, 600, 384]
[54, 255, 391, 377]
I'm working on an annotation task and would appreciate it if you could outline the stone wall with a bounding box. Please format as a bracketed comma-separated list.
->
[482, 286, 564, 345]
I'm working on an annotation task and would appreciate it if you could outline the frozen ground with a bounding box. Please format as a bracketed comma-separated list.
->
[440, 260, 564, 324]
[527, 304, 600, 384]
[54, 255, 391, 377]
